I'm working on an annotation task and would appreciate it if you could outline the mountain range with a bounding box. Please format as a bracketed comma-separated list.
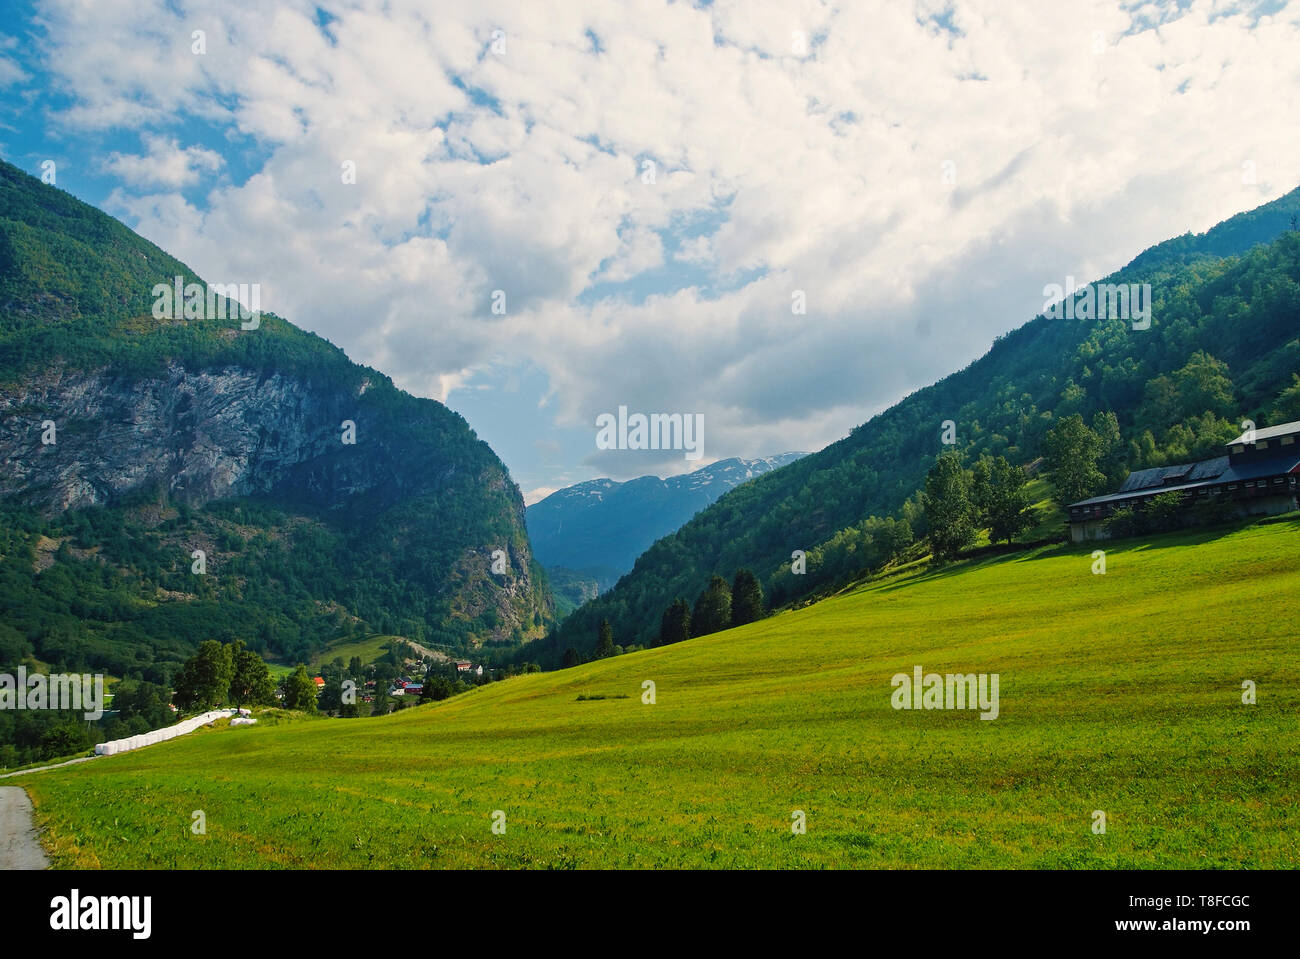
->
[527, 453, 805, 612]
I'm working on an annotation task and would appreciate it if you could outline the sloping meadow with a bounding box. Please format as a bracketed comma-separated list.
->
[17, 518, 1300, 869]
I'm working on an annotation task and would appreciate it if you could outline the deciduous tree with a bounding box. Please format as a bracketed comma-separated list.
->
[1042, 414, 1105, 505]
[924, 453, 977, 561]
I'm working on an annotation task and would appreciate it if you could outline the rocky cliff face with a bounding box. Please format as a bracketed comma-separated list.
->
[2, 363, 465, 513]
[3, 364, 320, 511]
[0, 357, 551, 650]
[0, 159, 552, 665]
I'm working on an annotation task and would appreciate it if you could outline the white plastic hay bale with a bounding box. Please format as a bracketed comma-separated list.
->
[93, 708, 239, 757]
[230, 717, 257, 726]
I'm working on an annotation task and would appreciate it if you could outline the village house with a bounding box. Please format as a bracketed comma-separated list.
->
[1066, 420, 1300, 542]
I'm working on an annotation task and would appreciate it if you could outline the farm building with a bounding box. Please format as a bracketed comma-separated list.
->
[1066, 420, 1300, 542]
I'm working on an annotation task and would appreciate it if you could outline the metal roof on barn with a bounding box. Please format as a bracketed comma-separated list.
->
[1118, 455, 1230, 494]
[1069, 450, 1300, 509]
[1225, 419, 1300, 447]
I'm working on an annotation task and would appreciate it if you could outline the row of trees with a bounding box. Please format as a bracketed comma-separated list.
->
[922, 407, 1179, 561]
[555, 568, 768, 667]
[659, 569, 766, 647]
[172, 639, 279, 712]
[923, 452, 1036, 561]
[0, 641, 286, 769]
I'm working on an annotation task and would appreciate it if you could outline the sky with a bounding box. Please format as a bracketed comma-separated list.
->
[1, 0, 1298, 503]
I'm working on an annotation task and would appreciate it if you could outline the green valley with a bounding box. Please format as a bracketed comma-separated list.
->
[15, 516, 1298, 869]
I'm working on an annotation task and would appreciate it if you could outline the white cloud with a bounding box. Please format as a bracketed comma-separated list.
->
[103, 133, 223, 188]
[30, 0, 1300, 486]
[0, 34, 26, 88]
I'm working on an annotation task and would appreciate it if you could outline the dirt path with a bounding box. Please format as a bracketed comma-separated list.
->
[0, 786, 49, 870]
[0, 755, 96, 779]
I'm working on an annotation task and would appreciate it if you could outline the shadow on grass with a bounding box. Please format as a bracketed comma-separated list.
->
[1031, 512, 1299, 560]
[868, 512, 1299, 594]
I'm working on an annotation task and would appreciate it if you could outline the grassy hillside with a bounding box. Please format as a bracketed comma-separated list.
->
[16, 516, 1299, 869]
[545, 202, 1300, 659]
[308, 634, 403, 670]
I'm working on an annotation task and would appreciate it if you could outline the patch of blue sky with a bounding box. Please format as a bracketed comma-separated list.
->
[1116, 0, 1282, 34]
[441, 361, 592, 492]
[577, 200, 764, 306]
[450, 75, 503, 115]
[578, 254, 766, 307]
[0, 21, 263, 212]
[313, 5, 339, 45]
[917, 7, 964, 39]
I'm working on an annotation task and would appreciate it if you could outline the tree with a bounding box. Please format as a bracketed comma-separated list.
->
[110, 680, 173, 728]
[1145, 491, 1186, 532]
[348, 656, 364, 678]
[1091, 410, 1128, 490]
[593, 620, 615, 659]
[972, 456, 1033, 545]
[1042, 414, 1105, 505]
[561, 647, 580, 669]
[1271, 374, 1300, 424]
[172, 640, 234, 712]
[923, 453, 977, 561]
[1138, 352, 1235, 435]
[317, 680, 343, 714]
[730, 569, 765, 627]
[228, 640, 276, 709]
[692, 576, 732, 636]
[421, 674, 453, 702]
[39, 721, 94, 758]
[281, 664, 319, 713]
[1171, 351, 1235, 419]
[658, 598, 692, 646]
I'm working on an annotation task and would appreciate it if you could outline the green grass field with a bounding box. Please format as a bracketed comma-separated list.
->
[300, 634, 399, 671]
[16, 518, 1300, 869]
[327, 634, 394, 665]
[267, 633, 405, 677]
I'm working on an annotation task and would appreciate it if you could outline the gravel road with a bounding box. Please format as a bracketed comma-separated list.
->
[0, 786, 49, 870]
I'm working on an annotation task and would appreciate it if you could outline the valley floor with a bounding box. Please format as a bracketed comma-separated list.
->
[13, 517, 1300, 869]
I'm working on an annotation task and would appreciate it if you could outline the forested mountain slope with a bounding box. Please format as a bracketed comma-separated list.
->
[0, 160, 552, 682]
[540, 187, 1300, 660]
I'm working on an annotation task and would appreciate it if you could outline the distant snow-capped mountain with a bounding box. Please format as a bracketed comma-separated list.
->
[527, 453, 806, 612]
